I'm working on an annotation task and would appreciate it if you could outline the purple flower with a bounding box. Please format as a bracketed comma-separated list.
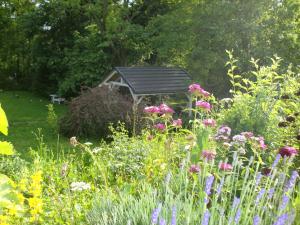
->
[255, 188, 266, 204]
[203, 119, 216, 127]
[144, 106, 160, 114]
[285, 171, 299, 192]
[273, 213, 288, 225]
[200, 88, 211, 98]
[151, 203, 162, 224]
[154, 123, 166, 132]
[205, 175, 215, 196]
[279, 146, 298, 157]
[234, 208, 241, 224]
[253, 215, 260, 225]
[219, 162, 233, 171]
[172, 119, 182, 127]
[171, 206, 176, 225]
[255, 172, 262, 187]
[159, 218, 166, 225]
[159, 104, 175, 115]
[201, 210, 210, 225]
[268, 188, 275, 199]
[217, 125, 231, 136]
[189, 83, 202, 95]
[232, 135, 247, 144]
[216, 177, 225, 196]
[196, 101, 211, 111]
[232, 197, 240, 208]
[272, 154, 281, 168]
[280, 194, 289, 210]
[215, 135, 230, 142]
[189, 165, 200, 174]
[241, 132, 254, 139]
[202, 150, 216, 161]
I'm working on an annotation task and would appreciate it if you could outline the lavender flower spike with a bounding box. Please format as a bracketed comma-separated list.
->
[285, 171, 299, 192]
[255, 188, 266, 204]
[159, 218, 166, 225]
[171, 206, 176, 225]
[268, 188, 275, 199]
[253, 215, 260, 225]
[280, 194, 289, 210]
[234, 208, 241, 224]
[202, 210, 210, 225]
[272, 154, 281, 169]
[204, 175, 214, 204]
[255, 172, 262, 187]
[232, 197, 240, 208]
[216, 177, 225, 196]
[151, 203, 162, 224]
[273, 213, 288, 225]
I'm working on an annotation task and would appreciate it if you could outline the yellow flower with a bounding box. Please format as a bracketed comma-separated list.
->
[18, 179, 27, 192]
[0, 215, 9, 225]
[28, 197, 43, 215]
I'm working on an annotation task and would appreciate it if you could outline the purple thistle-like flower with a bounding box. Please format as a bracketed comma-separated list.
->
[253, 215, 260, 225]
[151, 203, 162, 224]
[284, 171, 299, 192]
[216, 177, 225, 196]
[255, 188, 266, 204]
[280, 194, 289, 210]
[234, 208, 241, 224]
[272, 154, 281, 169]
[171, 206, 176, 225]
[255, 172, 262, 187]
[159, 218, 166, 225]
[273, 213, 288, 225]
[201, 210, 210, 225]
[268, 188, 275, 199]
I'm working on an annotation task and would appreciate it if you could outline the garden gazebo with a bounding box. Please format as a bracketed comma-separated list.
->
[99, 67, 192, 111]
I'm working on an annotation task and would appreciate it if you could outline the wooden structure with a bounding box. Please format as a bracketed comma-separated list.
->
[99, 67, 192, 112]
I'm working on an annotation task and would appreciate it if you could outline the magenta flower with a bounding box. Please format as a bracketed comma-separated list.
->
[144, 106, 160, 114]
[188, 83, 202, 95]
[258, 137, 267, 150]
[217, 125, 231, 137]
[219, 162, 233, 171]
[199, 88, 211, 98]
[154, 123, 166, 132]
[159, 104, 175, 115]
[189, 164, 200, 173]
[196, 101, 211, 111]
[279, 146, 298, 157]
[203, 119, 216, 127]
[172, 119, 182, 127]
[202, 151, 216, 160]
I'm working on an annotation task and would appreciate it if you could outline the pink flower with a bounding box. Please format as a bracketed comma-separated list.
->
[159, 104, 175, 115]
[189, 165, 200, 173]
[219, 162, 233, 171]
[279, 146, 298, 157]
[188, 83, 202, 95]
[154, 123, 166, 132]
[202, 151, 216, 160]
[196, 101, 211, 111]
[172, 119, 182, 127]
[217, 125, 231, 137]
[241, 132, 254, 139]
[199, 88, 210, 97]
[144, 106, 160, 114]
[258, 136, 267, 150]
[203, 119, 216, 127]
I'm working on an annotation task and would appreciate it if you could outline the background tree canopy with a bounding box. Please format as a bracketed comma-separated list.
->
[0, 0, 299, 97]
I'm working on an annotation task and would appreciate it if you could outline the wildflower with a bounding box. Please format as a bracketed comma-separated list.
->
[171, 206, 176, 225]
[202, 150, 216, 161]
[234, 208, 241, 224]
[219, 162, 233, 171]
[216, 177, 225, 196]
[279, 146, 298, 157]
[200, 88, 211, 98]
[151, 203, 162, 224]
[189, 164, 200, 173]
[273, 213, 288, 225]
[232, 197, 240, 208]
[159, 104, 175, 115]
[232, 135, 247, 145]
[217, 125, 231, 136]
[188, 83, 202, 95]
[201, 210, 210, 225]
[92, 147, 102, 153]
[144, 106, 160, 114]
[285, 171, 299, 192]
[203, 119, 216, 127]
[204, 175, 214, 204]
[258, 137, 267, 150]
[159, 218, 166, 225]
[215, 135, 230, 142]
[268, 188, 275, 199]
[255, 188, 266, 204]
[196, 101, 211, 111]
[255, 172, 262, 187]
[154, 123, 166, 132]
[272, 154, 281, 168]
[241, 132, 254, 139]
[70, 136, 78, 147]
[253, 215, 260, 225]
[70, 182, 91, 191]
[280, 194, 289, 210]
[172, 119, 182, 127]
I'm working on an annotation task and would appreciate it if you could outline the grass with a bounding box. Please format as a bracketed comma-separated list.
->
[0, 90, 71, 159]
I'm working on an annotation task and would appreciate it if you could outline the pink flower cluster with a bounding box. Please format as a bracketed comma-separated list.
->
[202, 150, 216, 160]
[279, 146, 298, 157]
[203, 119, 216, 127]
[189, 83, 210, 97]
[196, 101, 211, 111]
[144, 103, 175, 115]
[154, 123, 166, 132]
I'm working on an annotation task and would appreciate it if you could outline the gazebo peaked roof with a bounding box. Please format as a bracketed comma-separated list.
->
[100, 66, 193, 111]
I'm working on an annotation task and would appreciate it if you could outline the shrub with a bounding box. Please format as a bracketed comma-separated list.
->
[60, 86, 143, 138]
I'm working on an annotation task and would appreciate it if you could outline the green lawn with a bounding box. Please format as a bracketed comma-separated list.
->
[0, 91, 71, 159]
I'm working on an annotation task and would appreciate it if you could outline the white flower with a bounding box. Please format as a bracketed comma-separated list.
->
[70, 182, 91, 191]
[92, 147, 102, 154]
[84, 142, 93, 146]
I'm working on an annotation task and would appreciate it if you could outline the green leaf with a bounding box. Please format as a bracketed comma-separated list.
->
[0, 104, 8, 136]
[0, 141, 14, 155]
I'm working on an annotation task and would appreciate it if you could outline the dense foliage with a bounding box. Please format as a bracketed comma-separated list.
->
[0, 0, 299, 96]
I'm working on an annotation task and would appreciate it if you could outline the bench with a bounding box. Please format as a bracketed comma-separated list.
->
[50, 94, 65, 104]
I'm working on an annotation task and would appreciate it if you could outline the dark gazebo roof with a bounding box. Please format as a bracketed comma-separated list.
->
[102, 67, 192, 95]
